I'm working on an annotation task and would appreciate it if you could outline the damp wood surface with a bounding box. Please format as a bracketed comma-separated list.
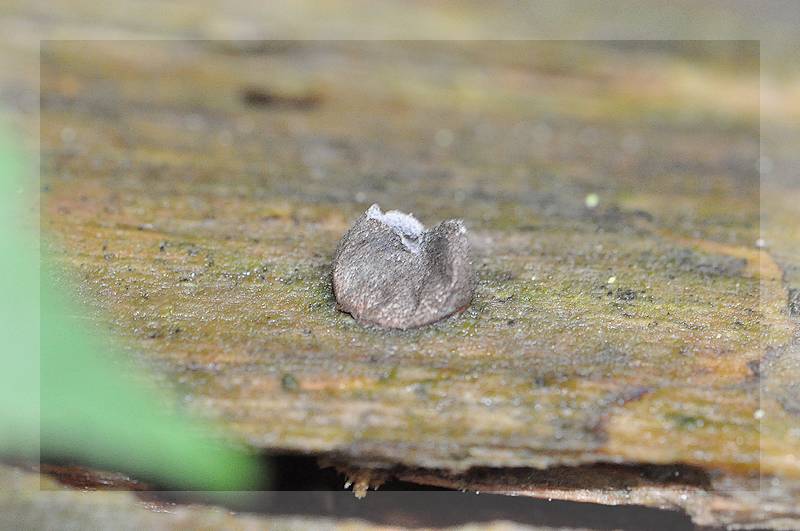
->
[26, 30, 800, 528]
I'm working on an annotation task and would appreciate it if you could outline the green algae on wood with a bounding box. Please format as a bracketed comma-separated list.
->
[37, 38, 800, 520]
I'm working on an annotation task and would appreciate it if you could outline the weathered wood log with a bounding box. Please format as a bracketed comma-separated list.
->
[25, 33, 800, 528]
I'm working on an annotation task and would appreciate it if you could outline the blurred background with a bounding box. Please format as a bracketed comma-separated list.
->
[1, 2, 799, 530]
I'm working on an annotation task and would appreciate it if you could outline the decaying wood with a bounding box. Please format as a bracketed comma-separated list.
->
[7, 13, 797, 528]
[0, 463, 597, 531]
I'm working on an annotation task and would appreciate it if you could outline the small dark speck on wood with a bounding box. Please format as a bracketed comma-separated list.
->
[240, 87, 320, 110]
[332, 204, 474, 330]
[789, 288, 800, 317]
[281, 373, 299, 391]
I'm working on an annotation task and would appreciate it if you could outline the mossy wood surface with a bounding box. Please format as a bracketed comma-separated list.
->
[32, 35, 800, 525]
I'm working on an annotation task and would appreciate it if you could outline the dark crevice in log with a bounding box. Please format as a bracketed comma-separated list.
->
[33, 454, 703, 530]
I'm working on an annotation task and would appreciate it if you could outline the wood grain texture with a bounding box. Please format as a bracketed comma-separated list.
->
[40, 38, 793, 470]
[2, 4, 796, 526]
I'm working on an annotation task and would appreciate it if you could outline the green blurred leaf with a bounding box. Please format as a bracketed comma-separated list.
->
[0, 122, 261, 490]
